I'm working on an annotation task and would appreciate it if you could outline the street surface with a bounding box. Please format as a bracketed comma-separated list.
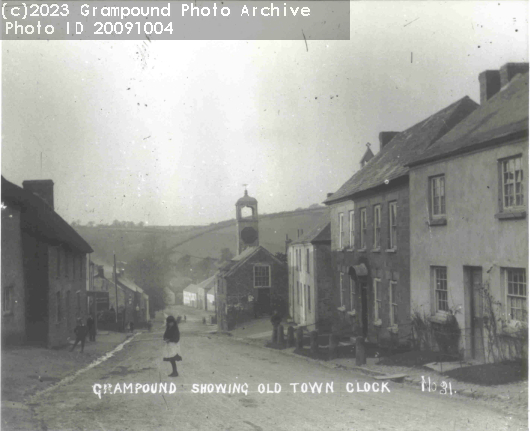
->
[28, 311, 526, 431]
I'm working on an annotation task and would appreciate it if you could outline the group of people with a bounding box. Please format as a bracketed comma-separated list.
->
[70, 315, 97, 353]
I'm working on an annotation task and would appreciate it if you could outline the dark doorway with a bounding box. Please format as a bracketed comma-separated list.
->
[360, 282, 368, 338]
[464, 266, 484, 361]
[256, 288, 271, 315]
[24, 237, 49, 346]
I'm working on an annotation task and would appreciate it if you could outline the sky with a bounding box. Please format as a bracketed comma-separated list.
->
[2, 1, 528, 226]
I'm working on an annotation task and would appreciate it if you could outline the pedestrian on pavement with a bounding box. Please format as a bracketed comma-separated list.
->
[163, 315, 182, 377]
[129, 321, 134, 333]
[271, 310, 282, 328]
[70, 318, 88, 353]
[87, 314, 96, 342]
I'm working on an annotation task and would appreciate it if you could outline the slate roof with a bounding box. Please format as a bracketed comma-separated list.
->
[183, 284, 199, 294]
[324, 96, 479, 204]
[2, 176, 93, 254]
[290, 219, 331, 246]
[218, 245, 283, 278]
[197, 275, 216, 292]
[408, 73, 529, 167]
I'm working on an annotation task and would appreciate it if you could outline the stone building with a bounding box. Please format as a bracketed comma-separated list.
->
[2, 177, 93, 347]
[215, 191, 287, 331]
[324, 96, 478, 346]
[288, 220, 333, 331]
[407, 64, 529, 362]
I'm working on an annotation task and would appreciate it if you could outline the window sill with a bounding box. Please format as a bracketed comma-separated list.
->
[495, 210, 526, 220]
[2, 311, 13, 317]
[337, 306, 346, 312]
[358, 249, 367, 253]
[428, 313, 451, 324]
[385, 248, 397, 253]
[371, 248, 381, 253]
[346, 248, 355, 253]
[428, 218, 447, 226]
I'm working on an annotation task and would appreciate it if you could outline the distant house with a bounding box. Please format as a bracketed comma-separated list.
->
[183, 284, 199, 307]
[288, 220, 333, 331]
[324, 95, 478, 346]
[196, 276, 216, 311]
[407, 64, 529, 362]
[2, 177, 93, 347]
[215, 191, 288, 331]
[89, 259, 149, 326]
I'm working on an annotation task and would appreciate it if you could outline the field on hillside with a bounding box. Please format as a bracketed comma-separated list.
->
[170, 208, 329, 260]
[76, 207, 329, 265]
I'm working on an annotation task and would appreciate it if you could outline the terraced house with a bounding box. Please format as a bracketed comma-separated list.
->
[324, 96, 479, 347]
[2, 177, 93, 347]
[408, 63, 529, 363]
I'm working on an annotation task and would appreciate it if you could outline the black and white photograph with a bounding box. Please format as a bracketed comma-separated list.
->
[1, 1, 528, 430]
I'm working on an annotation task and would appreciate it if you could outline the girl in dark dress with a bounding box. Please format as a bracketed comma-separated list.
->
[163, 316, 182, 377]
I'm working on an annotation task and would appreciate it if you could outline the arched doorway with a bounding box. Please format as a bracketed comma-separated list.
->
[348, 264, 369, 338]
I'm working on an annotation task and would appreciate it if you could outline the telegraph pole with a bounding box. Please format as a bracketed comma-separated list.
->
[114, 252, 118, 323]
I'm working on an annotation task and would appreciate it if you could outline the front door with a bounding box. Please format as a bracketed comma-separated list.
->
[464, 267, 485, 361]
[360, 282, 368, 338]
[257, 288, 271, 315]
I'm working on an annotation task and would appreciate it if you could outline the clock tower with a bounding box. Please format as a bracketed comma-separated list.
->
[236, 189, 259, 254]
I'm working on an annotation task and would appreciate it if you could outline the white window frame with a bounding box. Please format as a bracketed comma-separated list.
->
[430, 175, 446, 217]
[432, 266, 448, 313]
[349, 210, 355, 248]
[373, 205, 381, 249]
[306, 248, 310, 274]
[307, 285, 311, 312]
[374, 278, 382, 320]
[339, 273, 345, 307]
[3, 285, 13, 314]
[389, 281, 398, 325]
[349, 277, 355, 311]
[254, 265, 271, 288]
[57, 291, 62, 323]
[339, 213, 344, 249]
[503, 268, 527, 322]
[388, 201, 397, 250]
[501, 156, 524, 210]
[360, 208, 367, 249]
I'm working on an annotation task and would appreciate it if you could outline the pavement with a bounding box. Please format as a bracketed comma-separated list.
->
[223, 316, 529, 411]
[2, 329, 135, 430]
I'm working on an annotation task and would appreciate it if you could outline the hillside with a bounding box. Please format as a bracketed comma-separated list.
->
[76, 206, 329, 265]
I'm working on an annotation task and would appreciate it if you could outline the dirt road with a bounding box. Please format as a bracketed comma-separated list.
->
[28, 315, 526, 431]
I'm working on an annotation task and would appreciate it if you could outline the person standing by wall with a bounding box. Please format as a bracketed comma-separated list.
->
[70, 318, 88, 353]
[87, 314, 96, 342]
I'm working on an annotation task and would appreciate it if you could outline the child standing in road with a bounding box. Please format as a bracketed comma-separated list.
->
[162, 315, 182, 377]
[70, 318, 88, 353]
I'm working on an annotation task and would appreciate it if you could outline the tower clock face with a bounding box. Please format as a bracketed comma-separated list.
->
[241, 227, 258, 244]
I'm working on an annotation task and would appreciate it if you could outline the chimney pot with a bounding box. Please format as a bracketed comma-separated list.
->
[22, 180, 54, 209]
[379, 132, 399, 149]
[500, 63, 529, 88]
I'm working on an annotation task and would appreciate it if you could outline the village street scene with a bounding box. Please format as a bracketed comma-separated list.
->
[1, 2, 528, 430]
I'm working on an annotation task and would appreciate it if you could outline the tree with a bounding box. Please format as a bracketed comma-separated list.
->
[128, 234, 170, 316]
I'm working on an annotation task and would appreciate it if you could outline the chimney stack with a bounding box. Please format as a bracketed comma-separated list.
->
[97, 266, 104, 278]
[479, 70, 501, 104]
[379, 132, 399, 150]
[22, 180, 54, 209]
[500, 63, 529, 88]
